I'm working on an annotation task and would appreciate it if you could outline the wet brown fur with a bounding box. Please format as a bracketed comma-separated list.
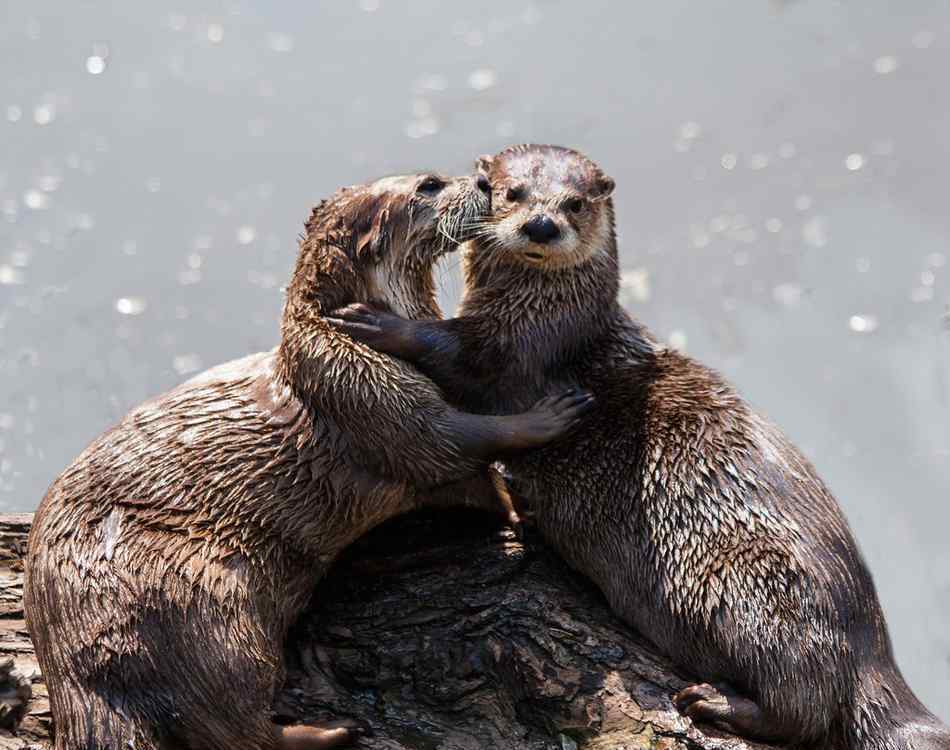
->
[341, 145, 950, 749]
[22, 172, 547, 750]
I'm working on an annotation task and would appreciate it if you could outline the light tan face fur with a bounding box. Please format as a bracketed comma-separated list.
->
[472, 145, 615, 271]
[354, 172, 490, 315]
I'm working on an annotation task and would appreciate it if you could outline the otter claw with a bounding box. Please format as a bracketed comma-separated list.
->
[330, 302, 388, 325]
[325, 318, 381, 336]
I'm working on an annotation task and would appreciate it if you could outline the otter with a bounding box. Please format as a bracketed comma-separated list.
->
[23, 170, 593, 750]
[329, 145, 950, 749]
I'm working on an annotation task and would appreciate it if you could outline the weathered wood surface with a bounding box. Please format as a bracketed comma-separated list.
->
[0, 511, 777, 750]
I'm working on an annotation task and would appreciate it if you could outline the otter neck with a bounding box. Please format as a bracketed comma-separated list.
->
[366, 247, 441, 321]
[275, 234, 442, 408]
[459, 238, 621, 366]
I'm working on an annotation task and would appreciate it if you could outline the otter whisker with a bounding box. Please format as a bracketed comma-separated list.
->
[406, 200, 417, 245]
[437, 217, 463, 246]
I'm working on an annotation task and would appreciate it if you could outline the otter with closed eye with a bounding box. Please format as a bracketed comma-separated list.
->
[24, 169, 592, 750]
[331, 144, 950, 750]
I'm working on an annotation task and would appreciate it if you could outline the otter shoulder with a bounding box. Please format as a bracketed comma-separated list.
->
[648, 348, 744, 414]
[637, 348, 759, 472]
[54, 350, 296, 498]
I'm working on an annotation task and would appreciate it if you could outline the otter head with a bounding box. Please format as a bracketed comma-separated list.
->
[471, 144, 615, 271]
[300, 172, 490, 319]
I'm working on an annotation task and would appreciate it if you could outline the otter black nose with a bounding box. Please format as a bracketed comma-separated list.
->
[475, 175, 491, 194]
[522, 215, 560, 244]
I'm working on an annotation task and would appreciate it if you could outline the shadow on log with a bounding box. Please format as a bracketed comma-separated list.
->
[0, 511, 779, 750]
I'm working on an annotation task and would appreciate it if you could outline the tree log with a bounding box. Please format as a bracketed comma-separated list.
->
[0, 511, 778, 750]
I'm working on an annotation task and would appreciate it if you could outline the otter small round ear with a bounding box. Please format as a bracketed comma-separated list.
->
[475, 154, 494, 175]
[355, 231, 382, 265]
[590, 174, 615, 201]
[355, 208, 390, 265]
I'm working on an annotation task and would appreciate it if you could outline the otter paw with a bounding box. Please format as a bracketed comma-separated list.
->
[674, 683, 725, 713]
[521, 389, 595, 446]
[326, 304, 416, 358]
[279, 721, 368, 749]
[325, 304, 385, 344]
[329, 302, 386, 326]
[674, 682, 777, 742]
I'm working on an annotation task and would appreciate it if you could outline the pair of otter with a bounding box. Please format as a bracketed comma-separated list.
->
[25, 145, 949, 750]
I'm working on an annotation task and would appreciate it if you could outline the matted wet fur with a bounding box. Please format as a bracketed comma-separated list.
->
[331, 144, 950, 750]
[23, 170, 591, 750]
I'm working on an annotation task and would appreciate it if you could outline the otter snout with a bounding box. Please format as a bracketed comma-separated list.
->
[522, 215, 561, 244]
[428, 174, 491, 248]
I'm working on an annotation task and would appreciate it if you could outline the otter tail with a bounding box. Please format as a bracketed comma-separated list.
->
[842, 668, 950, 750]
[868, 719, 950, 750]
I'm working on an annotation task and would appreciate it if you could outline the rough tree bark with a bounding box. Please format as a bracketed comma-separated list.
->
[0, 511, 778, 750]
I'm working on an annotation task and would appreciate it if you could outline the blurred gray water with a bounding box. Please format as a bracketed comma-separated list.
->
[2, 0, 949, 718]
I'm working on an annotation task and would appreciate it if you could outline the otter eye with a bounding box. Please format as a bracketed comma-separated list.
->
[417, 176, 445, 195]
[506, 186, 525, 202]
[565, 197, 586, 214]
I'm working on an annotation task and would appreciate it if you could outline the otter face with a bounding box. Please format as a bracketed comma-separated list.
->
[472, 144, 615, 271]
[348, 172, 491, 262]
[326, 172, 490, 316]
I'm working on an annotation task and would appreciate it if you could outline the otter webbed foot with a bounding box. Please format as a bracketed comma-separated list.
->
[674, 682, 783, 743]
[278, 721, 367, 749]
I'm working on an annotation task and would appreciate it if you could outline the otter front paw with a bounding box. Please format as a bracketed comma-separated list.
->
[326, 303, 418, 359]
[509, 389, 595, 450]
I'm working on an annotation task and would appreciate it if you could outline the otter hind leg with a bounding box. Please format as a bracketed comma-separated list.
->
[48, 686, 160, 750]
[674, 682, 784, 743]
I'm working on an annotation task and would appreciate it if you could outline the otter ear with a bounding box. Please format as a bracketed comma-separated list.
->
[475, 154, 494, 175]
[355, 208, 390, 265]
[590, 174, 615, 202]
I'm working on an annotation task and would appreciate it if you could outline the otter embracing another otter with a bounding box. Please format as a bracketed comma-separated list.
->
[24, 170, 592, 750]
[331, 144, 950, 749]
